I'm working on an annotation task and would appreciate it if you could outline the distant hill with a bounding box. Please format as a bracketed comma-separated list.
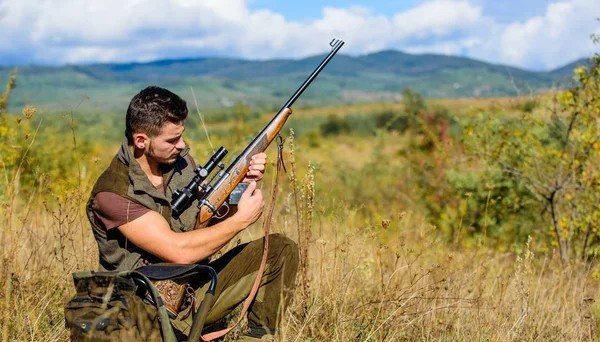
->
[548, 58, 589, 79]
[0, 51, 589, 111]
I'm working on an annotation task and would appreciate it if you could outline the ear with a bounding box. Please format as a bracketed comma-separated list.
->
[133, 132, 149, 150]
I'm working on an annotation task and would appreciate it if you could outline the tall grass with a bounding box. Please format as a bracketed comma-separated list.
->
[272, 133, 598, 341]
[0, 95, 599, 341]
[0, 100, 97, 341]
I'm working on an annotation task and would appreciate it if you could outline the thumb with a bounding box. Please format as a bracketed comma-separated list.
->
[240, 181, 257, 199]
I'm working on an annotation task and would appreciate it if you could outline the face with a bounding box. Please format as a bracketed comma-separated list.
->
[146, 121, 186, 165]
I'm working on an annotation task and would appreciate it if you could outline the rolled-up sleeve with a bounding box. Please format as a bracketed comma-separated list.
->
[91, 192, 150, 230]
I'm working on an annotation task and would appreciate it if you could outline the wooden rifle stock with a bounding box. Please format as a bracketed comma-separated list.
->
[195, 107, 292, 227]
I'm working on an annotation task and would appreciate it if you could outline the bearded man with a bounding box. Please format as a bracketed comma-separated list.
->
[86, 86, 298, 341]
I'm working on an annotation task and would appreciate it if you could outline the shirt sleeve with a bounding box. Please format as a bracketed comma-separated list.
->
[92, 192, 151, 230]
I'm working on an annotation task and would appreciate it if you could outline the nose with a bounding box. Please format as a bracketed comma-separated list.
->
[176, 137, 186, 150]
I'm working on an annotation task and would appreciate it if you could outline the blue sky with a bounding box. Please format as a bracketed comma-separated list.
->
[249, 0, 423, 21]
[250, 0, 549, 23]
[0, 0, 598, 70]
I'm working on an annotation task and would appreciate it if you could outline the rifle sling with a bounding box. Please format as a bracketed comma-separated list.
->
[201, 134, 286, 341]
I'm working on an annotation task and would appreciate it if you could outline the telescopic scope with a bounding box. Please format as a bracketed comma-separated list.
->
[171, 147, 228, 218]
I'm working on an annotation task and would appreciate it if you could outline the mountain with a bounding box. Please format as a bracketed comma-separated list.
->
[0, 51, 587, 111]
[548, 58, 589, 79]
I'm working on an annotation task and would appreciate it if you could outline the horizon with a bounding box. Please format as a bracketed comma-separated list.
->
[0, 48, 588, 73]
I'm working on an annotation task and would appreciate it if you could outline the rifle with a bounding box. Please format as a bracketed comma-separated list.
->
[171, 38, 345, 226]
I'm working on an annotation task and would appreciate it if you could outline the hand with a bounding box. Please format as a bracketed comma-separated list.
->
[243, 153, 267, 182]
[232, 181, 264, 229]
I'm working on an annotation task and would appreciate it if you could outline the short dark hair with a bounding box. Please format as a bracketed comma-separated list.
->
[125, 86, 188, 144]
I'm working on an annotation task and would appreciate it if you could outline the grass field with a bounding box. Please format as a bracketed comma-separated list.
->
[1, 84, 600, 341]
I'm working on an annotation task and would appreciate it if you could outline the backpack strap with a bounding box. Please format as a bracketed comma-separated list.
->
[135, 264, 219, 342]
[127, 271, 178, 342]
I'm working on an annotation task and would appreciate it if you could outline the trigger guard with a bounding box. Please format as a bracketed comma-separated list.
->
[214, 202, 230, 219]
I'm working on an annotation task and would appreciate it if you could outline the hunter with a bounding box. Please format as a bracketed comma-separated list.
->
[86, 86, 299, 341]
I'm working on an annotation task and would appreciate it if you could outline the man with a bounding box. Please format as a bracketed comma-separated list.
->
[86, 86, 299, 341]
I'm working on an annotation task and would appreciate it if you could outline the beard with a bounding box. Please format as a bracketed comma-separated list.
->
[146, 139, 179, 165]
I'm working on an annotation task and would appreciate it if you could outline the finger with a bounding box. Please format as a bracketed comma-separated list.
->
[247, 169, 261, 176]
[249, 158, 267, 166]
[252, 164, 266, 171]
[250, 153, 267, 163]
[243, 173, 263, 182]
[252, 153, 267, 160]
[253, 189, 264, 203]
[241, 181, 257, 198]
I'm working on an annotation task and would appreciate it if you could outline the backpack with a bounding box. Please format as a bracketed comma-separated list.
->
[64, 265, 217, 342]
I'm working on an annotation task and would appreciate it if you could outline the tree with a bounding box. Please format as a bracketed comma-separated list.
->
[468, 51, 600, 261]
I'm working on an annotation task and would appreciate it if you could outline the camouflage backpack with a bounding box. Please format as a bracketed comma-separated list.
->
[64, 269, 177, 342]
[64, 264, 217, 342]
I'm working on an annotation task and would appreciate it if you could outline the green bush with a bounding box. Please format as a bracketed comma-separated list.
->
[374, 111, 410, 132]
[343, 113, 376, 136]
[320, 114, 351, 136]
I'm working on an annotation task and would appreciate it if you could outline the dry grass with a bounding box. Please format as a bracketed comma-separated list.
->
[2, 194, 598, 341]
[1, 190, 97, 341]
[279, 219, 599, 341]
[270, 160, 600, 341]
[1, 99, 599, 341]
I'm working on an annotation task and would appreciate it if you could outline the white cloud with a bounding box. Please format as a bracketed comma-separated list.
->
[393, 0, 484, 39]
[231, 1, 487, 59]
[488, 0, 599, 69]
[0, 0, 597, 69]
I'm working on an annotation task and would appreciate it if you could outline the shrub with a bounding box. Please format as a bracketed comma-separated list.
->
[320, 114, 351, 136]
[374, 111, 410, 132]
[465, 53, 600, 261]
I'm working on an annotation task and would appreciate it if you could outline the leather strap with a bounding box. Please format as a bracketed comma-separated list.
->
[201, 135, 286, 341]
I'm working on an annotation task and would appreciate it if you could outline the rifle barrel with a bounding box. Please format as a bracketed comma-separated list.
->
[192, 39, 345, 224]
[281, 39, 345, 111]
[234, 38, 345, 164]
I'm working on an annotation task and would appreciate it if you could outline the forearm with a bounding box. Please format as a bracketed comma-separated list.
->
[118, 181, 263, 264]
[173, 216, 245, 263]
[118, 211, 248, 265]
